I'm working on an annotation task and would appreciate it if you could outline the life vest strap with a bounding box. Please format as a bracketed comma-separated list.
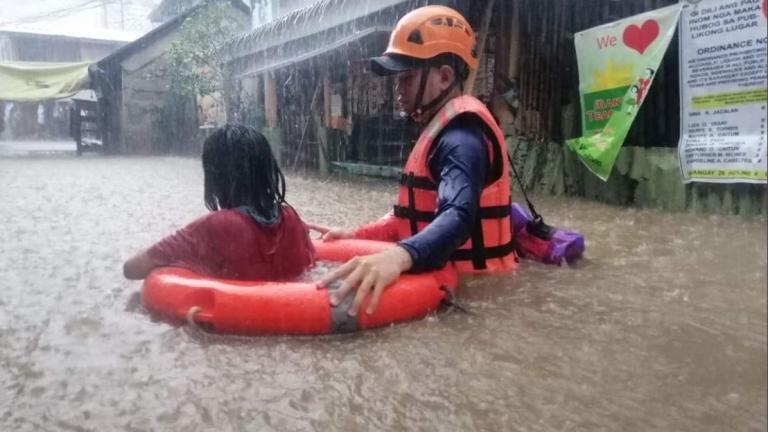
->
[478, 204, 511, 219]
[399, 173, 437, 191]
[393, 205, 435, 222]
[449, 239, 516, 262]
[393, 204, 510, 222]
[406, 173, 418, 236]
[469, 215, 487, 269]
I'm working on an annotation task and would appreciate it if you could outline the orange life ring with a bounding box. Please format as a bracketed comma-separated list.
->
[141, 239, 458, 335]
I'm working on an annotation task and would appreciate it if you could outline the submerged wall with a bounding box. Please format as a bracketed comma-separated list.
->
[508, 137, 768, 216]
[326, 137, 767, 216]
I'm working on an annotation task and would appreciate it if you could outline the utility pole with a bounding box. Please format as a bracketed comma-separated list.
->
[101, 0, 108, 27]
[120, 0, 125, 30]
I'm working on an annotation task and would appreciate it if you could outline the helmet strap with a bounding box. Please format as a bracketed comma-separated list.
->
[410, 65, 461, 122]
[410, 65, 430, 122]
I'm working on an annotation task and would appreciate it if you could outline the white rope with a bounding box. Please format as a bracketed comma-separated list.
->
[186, 306, 202, 329]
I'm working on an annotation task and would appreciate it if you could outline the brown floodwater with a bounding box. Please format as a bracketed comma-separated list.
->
[1, 152, 765, 431]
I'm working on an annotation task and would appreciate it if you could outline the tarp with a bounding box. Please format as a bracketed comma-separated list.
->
[0, 61, 91, 102]
[566, 4, 683, 181]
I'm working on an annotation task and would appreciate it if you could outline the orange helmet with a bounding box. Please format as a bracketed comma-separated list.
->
[371, 6, 477, 76]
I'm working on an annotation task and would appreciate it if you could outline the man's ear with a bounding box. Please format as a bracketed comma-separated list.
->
[438, 65, 456, 89]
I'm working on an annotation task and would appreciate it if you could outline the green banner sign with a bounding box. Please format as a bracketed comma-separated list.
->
[567, 4, 683, 181]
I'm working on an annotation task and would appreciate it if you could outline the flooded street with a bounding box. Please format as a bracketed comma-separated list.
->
[1, 153, 765, 431]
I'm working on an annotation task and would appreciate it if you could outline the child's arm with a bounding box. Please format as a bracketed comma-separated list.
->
[123, 213, 214, 280]
[308, 212, 400, 242]
[123, 249, 159, 280]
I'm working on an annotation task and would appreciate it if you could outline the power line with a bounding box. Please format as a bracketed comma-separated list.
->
[0, 0, 118, 27]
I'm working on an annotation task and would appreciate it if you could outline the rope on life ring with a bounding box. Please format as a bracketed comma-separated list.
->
[439, 286, 472, 315]
[186, 306, 203, 329]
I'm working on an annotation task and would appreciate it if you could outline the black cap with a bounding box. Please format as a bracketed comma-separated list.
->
[370, 54, 425, 76]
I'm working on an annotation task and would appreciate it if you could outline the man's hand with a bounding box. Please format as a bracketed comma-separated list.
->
[319, 246, 413, 316]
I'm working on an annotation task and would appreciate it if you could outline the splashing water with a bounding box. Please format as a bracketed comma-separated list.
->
[0, 154, 765, 431]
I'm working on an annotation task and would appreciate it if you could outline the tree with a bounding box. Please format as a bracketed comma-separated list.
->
[165, 1, 246, 99]
[154, 1, 247, 152]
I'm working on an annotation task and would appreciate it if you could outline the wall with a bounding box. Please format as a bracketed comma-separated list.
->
[0, 33, 125, 141]
[230, 0, 766, 215]
[507, 137, 768, 216]
[120, 61, 168, 154]
[491, 0, 682, 144]
[113, 24, 198, 154]
[12, 36, 82, 62]
[0, 33, 125, 63]
[0, 35, 14, 61]
[488, 0, 766, 214]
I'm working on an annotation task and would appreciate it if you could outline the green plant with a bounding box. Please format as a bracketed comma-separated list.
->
[154, 1, 247, 152]
[165, 1, 245, 99]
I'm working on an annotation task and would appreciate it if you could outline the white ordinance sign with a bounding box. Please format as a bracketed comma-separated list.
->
[678, 0, 768, 183]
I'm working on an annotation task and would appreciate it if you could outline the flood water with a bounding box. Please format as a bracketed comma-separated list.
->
[1, 152, 766, 431]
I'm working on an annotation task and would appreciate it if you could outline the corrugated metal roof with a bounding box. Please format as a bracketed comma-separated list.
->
[236, 26, 390, 77]
[149, 0, 250, 23]
[0, 25, 142, 43]
[224, 0, 409, 60]
[99, 0, 249, 67]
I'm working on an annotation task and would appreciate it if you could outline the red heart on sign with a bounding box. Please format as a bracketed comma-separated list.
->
[622, 19, 660, 54]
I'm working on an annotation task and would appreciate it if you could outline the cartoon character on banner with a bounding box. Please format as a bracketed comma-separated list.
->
[624, 68, 655, 115]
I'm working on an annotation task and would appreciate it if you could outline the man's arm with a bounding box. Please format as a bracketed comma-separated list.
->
[318, 118, 488, 315]
[399, 119, 488, 272]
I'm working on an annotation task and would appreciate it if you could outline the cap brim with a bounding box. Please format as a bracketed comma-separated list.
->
[370, 54, 423, 76]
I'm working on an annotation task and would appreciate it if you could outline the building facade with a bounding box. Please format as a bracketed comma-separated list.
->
[97, 0, 251, 154]
[220, 0, 766, 214]
[0, 28, 133, 140]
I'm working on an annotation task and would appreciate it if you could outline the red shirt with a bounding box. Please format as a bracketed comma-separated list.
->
[148, 205, 315, 280]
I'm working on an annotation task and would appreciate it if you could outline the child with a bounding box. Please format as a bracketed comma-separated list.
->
[123, 124, 314, 281]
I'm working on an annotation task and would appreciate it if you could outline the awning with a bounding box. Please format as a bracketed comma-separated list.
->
[225, 0, 408, 61]
[0, 61, 91, 102]
[237, 27, 391, 78]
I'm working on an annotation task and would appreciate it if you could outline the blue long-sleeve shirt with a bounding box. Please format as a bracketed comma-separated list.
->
[398, 115, 488, 272]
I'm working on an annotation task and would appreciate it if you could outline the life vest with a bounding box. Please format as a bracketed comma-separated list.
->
[393, 95, 517, 274]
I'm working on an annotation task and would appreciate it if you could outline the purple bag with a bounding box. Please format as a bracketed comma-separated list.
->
[510, 203, 585, 265]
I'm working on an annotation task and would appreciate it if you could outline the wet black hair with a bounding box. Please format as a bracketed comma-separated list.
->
[427, 53, 470, 83]
[202, 124, 286, 219]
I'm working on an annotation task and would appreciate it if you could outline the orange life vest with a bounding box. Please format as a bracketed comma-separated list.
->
[393, 95, 517, 275]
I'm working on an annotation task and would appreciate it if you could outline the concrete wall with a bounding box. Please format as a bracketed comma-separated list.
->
[328, 138, 767, 216]
[507, 138, 768, 216]
[0, 36, 14, 61]
[0, 33, 125, 63]
[119, 29, 177, 74]
[113, 2, 252, 154]
[116, 29, 185, 154]
[119, 61, 167, 154]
